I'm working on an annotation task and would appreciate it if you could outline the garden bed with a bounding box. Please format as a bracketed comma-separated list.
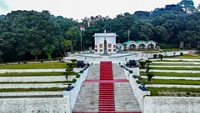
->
[0, 62, 66, 69]
[147, 87, 200, 96]
[142, 78, 200, 85]
[141, 72, 200, 77]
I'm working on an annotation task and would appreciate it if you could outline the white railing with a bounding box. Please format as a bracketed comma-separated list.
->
[63, 67, 89, 113]
[123, 66, 150, 111]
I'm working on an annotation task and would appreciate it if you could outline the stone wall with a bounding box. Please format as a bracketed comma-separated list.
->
[144, 97, 200, 113]
[0, 97, 70, 113]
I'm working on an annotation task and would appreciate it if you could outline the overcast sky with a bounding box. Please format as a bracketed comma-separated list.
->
[0, 0, 200, 21]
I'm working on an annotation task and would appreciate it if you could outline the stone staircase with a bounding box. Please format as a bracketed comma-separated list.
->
[73, 63, 141, 113]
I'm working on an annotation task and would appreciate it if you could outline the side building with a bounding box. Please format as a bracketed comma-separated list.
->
[116, 40, 157, 51]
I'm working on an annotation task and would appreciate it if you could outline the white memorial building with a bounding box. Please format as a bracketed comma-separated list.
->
[94, 31, 117, 54]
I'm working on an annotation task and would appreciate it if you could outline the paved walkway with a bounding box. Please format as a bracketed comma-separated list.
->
[73, 62, 141, 113]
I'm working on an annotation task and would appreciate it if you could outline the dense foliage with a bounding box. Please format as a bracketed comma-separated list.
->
[0, 1, 200, 62]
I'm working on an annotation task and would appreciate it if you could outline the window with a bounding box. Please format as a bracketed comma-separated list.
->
[113, 49, 116, 52]
[95, 49, 98, 52]
[108, 49, 111, 52]
[108, 44, 112, 48]
[99, 44, 103, 48]
[113, 45, 116, 48]
[100, 49, 103, 52]
[95, 45, 97, 48]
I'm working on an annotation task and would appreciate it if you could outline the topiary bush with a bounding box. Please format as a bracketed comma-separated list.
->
[76, 74, 80, 78]
[71, 59, 77, 63]
[66, 62, 76, 68]
[139, 61, 146, 69]
[72, 78, 77, 83]
[79, 70, 84, 73]
[153, 54, 158, 59]
[136, 80, 141, 84]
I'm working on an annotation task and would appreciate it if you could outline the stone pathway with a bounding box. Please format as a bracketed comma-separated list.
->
[73, 62, 141, 113]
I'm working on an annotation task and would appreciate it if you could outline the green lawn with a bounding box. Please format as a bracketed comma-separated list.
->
[151, 63, 200, 66]
[0, 87, 65, 92]
[176, 54, 200, 59]
[150, 67, 200, 70]
[147, 87, 200, 96]
[0, 62, 66, 69]
[153, 60, 200, 62]
[142, 78, 200, 85]
[141, 72, 200, 77]
[0, 72, 66, 76]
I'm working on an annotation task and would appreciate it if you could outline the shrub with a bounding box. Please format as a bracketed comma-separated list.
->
[71, 59, 77, 63]
[158, 54, 163, 60]
[139, 61, 146, 69]
[66, 62, 76, 68]
[153, 54, 158, 59]
[76, 74, 80, 78]
[86, 63, 90, 67]
[79, 70, 84, 73]
[65, 68, 73, 72]
[180, 52, 183, 56]
[146, 60, 152, 66]
[66, 71, 77, 75]
[72, 78, 77, 83]
[136, 80, 141, 84]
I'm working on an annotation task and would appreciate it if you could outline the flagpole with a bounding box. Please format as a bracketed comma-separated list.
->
[80, 30, 83, 53]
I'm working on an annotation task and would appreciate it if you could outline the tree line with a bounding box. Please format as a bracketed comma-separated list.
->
[0, 0, 200, 62]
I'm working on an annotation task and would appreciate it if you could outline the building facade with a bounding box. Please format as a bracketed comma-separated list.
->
[94, 33, 117, 54]
[123, 40, 157, 50]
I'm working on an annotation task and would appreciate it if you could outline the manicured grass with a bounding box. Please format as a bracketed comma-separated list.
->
[0, 62, 66, 69]
[151, 63, 200, 66]
[0, 72, 66, 76]
[177, 54, 200, 59]
[0, 87, 65, 92]
[141, 72, 200, 77]
[0, 81, 71, 84]
[153, 60, 199, 62]
[142, 78, 200, 85]
[147, 87, 200, 96]
[150, 66, 200, 70]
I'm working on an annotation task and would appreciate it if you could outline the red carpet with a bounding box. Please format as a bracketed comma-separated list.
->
[85, 79, 129, 83]
[99, 61, 115, 112]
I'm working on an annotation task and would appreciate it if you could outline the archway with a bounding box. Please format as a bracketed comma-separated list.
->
[148, 44, 155, 49]
[129, 44, 137, 50]
[139, 44, 146, 50]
